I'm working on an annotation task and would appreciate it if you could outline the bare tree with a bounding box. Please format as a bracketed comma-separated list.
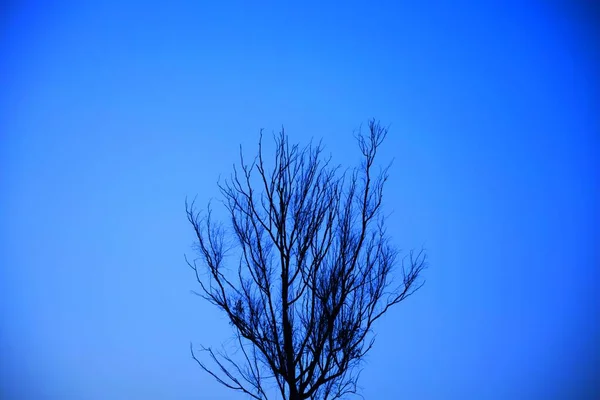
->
[185, 119, 426, 400]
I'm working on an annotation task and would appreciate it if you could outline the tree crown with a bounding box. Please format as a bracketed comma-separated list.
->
[186, 119, 426, 400]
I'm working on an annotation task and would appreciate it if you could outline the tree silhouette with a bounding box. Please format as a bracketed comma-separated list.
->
[185, 119, 426, 400]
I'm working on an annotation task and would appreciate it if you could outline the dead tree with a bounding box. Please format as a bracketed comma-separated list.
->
[185, 119, 426, 400]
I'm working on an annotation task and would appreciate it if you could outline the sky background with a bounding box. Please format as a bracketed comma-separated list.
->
[1, 1, 599, 399]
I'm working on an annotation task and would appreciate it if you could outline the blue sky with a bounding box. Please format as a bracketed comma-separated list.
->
[1, 1, 598, 399]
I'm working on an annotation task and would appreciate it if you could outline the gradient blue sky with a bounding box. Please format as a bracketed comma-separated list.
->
[2, 1, 599, 399]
